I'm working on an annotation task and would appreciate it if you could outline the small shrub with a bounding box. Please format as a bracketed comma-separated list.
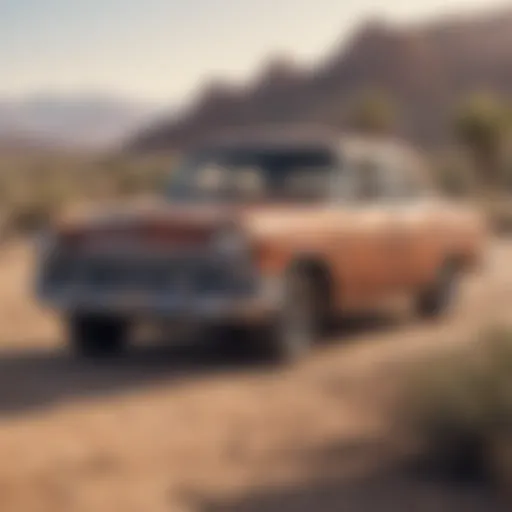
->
[7, 201, 56, 235]
[401, 328, 512, 485]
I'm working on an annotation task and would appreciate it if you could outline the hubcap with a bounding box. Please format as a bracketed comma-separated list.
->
[280, 275, 315, 357]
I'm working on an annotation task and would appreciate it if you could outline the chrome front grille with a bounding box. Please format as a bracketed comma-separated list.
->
[42, 254, 236, 295]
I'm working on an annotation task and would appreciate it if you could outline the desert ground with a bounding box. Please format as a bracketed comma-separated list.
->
[0, 239, 511, 511]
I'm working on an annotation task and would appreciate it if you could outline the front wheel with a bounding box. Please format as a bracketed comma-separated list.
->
[416, 261, 459, 319]
[261, 269, 320, 363]
[68, 314, 128, 359]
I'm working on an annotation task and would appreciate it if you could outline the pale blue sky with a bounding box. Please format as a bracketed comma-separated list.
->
[1, 0, 511, 105]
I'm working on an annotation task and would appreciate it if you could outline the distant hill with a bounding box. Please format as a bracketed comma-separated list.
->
[0, 95, 161, 151]
[130, 8, 512, 151]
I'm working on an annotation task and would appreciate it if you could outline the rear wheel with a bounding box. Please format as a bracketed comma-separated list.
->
[416, 261, 459, 319]
[68, 314, 128, 359]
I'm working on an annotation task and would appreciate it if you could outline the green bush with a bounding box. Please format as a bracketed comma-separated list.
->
[401, 328, 512, 484]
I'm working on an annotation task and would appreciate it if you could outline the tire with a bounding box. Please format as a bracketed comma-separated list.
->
[416, 261, 459, 319]
[210, 325, 252, 359]
[262, 268, 320, 363]
[68, 314, 128, 359]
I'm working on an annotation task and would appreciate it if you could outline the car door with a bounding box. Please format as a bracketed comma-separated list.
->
[381, 150, 442, 291]
[330, 152, 403, 310]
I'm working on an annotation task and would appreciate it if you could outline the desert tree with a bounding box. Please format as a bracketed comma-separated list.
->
[454, 93, 511, 189]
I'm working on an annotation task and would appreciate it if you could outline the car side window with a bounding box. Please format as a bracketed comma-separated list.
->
[386, 153, 430, 202]
[351, 158, 390, 202]
[359, 151, 427, 203]
[325, 157, 354, 202]
[330, 163, 361, 202]
[403, 155, 434, 199]
[331, 157, 389, 203]
[333, 150, 432, 204]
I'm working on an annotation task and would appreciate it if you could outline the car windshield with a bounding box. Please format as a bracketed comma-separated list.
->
[166, 148, 336, 202]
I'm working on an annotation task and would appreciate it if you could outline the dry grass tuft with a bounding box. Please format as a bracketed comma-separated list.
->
[401, 327, 512, 486]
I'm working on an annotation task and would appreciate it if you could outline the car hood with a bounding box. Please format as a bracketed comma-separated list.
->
[55, 199, 299, 252]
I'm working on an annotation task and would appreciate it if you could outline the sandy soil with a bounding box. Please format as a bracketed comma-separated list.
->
[0, 240, 511, 511]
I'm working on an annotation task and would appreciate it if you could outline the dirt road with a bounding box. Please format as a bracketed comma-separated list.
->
[0, 240, 511, 511]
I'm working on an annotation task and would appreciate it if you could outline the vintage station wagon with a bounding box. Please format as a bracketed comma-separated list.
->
[36, 128, 486, 361]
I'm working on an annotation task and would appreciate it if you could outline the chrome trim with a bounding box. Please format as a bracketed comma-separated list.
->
[37, 288, 275, 322]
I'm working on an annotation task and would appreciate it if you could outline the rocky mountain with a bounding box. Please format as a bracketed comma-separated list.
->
[130, 8, 512, 151]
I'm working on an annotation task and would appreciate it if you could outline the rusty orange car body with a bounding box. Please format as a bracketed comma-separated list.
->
[37, 128, 486, 360]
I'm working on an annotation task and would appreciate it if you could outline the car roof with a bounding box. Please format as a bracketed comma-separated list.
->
[193, 125, 418, 160]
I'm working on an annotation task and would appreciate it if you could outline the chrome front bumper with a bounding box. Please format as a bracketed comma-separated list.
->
[37, 272, 284, 325]
[36, 249, 283, 324]
[39, 290, 274, 323]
